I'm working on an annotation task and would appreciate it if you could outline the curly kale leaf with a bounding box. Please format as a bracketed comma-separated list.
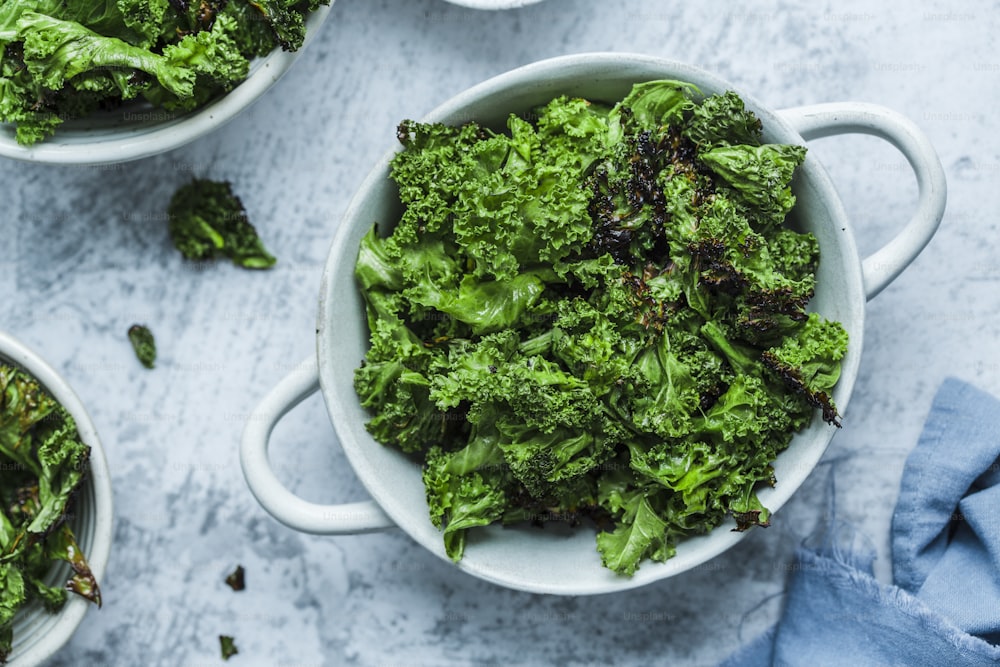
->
[406, 273, 547, 336]
[549, 295, 646, 398]
[0, 365, 90, 540]
[243, 0, 306, 52]
[116, 0, 173, 48]
[355, 225, 404, 293]
[608, 79, 698, 139]
[167, 179, 276, 269]
[495, 420, 616, 502]
[391, 103, 602, 282]
[0, 1, 158, 46]
[45, 523, 102, 607]
[429, 330, 602, 434]
[128, 324, 157, 369]
[18, 11, 195, 97]
[682, 90, 763, 149]
[762, 312, 849, 425]
[422, 444, 507, 561]
[0, 6, 173, 142]
[0, 566, 25, 660]
[595, 488, 672, 577]
[144, 13, 250, 111]
[689, 198, 817, 343]
[352, 316, 447, 454]
[699, 143, 807, 227]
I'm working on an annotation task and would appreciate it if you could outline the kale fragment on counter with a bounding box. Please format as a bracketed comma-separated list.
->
[128, 324, 157, 369]
[224, 564, 245, 592]
[220, 634, 238, 660]
[167, 179, 276, 269]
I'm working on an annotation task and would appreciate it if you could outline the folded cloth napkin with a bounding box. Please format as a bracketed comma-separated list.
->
[721, 378, 1000, 666]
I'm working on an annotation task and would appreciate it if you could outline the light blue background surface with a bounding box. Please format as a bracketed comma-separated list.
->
[1, 1, 995, 665]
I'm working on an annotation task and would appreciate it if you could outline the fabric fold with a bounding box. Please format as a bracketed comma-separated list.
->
[720, 378, 1000, 666]
[892, 377, 1000, 637]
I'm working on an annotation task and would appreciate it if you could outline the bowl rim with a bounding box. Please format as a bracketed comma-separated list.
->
[0, 4, 333, 166]
[316, 52, 866, 594]
[442, 0, 546, 8]
[0, 330, 113, 664]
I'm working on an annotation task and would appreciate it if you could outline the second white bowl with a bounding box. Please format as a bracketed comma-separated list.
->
[0, 331, 113, 665]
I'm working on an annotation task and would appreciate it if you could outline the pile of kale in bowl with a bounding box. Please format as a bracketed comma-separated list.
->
[353, 80, 849, 576]
[0, 0, 329, 145]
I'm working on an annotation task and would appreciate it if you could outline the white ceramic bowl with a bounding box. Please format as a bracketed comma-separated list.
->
[443, 0, 546, 8]
[0, 331, 113, 665]
[0, 5, 333, 166]
[241, 53, 946, 595]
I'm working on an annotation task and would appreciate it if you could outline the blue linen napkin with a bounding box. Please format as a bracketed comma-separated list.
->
[721, 378, 1000, 666]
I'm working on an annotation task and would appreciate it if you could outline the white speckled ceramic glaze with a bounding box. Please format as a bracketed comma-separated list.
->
[0, 332, 113, 665]
[442, 0, 546, 8]
[241, 53, 946, 595]
[0, 5, 332, 166]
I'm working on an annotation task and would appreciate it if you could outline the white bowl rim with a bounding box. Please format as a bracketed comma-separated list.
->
[0, 5, 332, 166]
[0, 330, 113, 664]
[442, 0, 546, 8]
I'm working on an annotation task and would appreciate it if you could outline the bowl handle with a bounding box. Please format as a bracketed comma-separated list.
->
[239, 356, 395, 534]
[777, 103, 947, 301]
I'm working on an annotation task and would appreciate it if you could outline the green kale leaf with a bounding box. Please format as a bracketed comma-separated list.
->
[225, 564, 246, 591]
[596, 491, 671, 577]
[144, 14, 249, 111]
[422, 444, 507, 561]
[699, 143, 807, 227]
[167, 179, 276, 269]
[220, 634, 238, 661]
[128, 323, 157, 369]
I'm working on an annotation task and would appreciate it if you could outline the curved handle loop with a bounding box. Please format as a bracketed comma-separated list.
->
[239, 356, 395, 534]
[778, 102, 947, 300]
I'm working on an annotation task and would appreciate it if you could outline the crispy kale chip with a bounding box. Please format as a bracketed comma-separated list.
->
[0, 0, 329, 144]
[682, 90, 763, 149]
[219, 634, 238, 661]
[128, 323, 157, 368]
[0, 364, 100, 662]
[167, 178, 276, 269]
[762, 312, 849, 426]
[700, 143, 807, 228]
[595, 487, 671, 577]
[224, 564, 245, 591]
[422, 444, 507, 561]
[353, 81, 849, 577]
[240, 0, 308, 52]
[390, 98, 603, 282]
[143, 13, 250, 111]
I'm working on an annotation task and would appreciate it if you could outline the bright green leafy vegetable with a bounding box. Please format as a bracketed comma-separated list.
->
[353, 81, 849, 576]
[0, 363, 100, 662]
[0, 0, 329, 145]
[127, 323, 156, 368]
[167, 178, 276, 269]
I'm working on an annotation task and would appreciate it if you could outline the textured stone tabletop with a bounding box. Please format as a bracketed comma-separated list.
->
[1, 1, 995, 665]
